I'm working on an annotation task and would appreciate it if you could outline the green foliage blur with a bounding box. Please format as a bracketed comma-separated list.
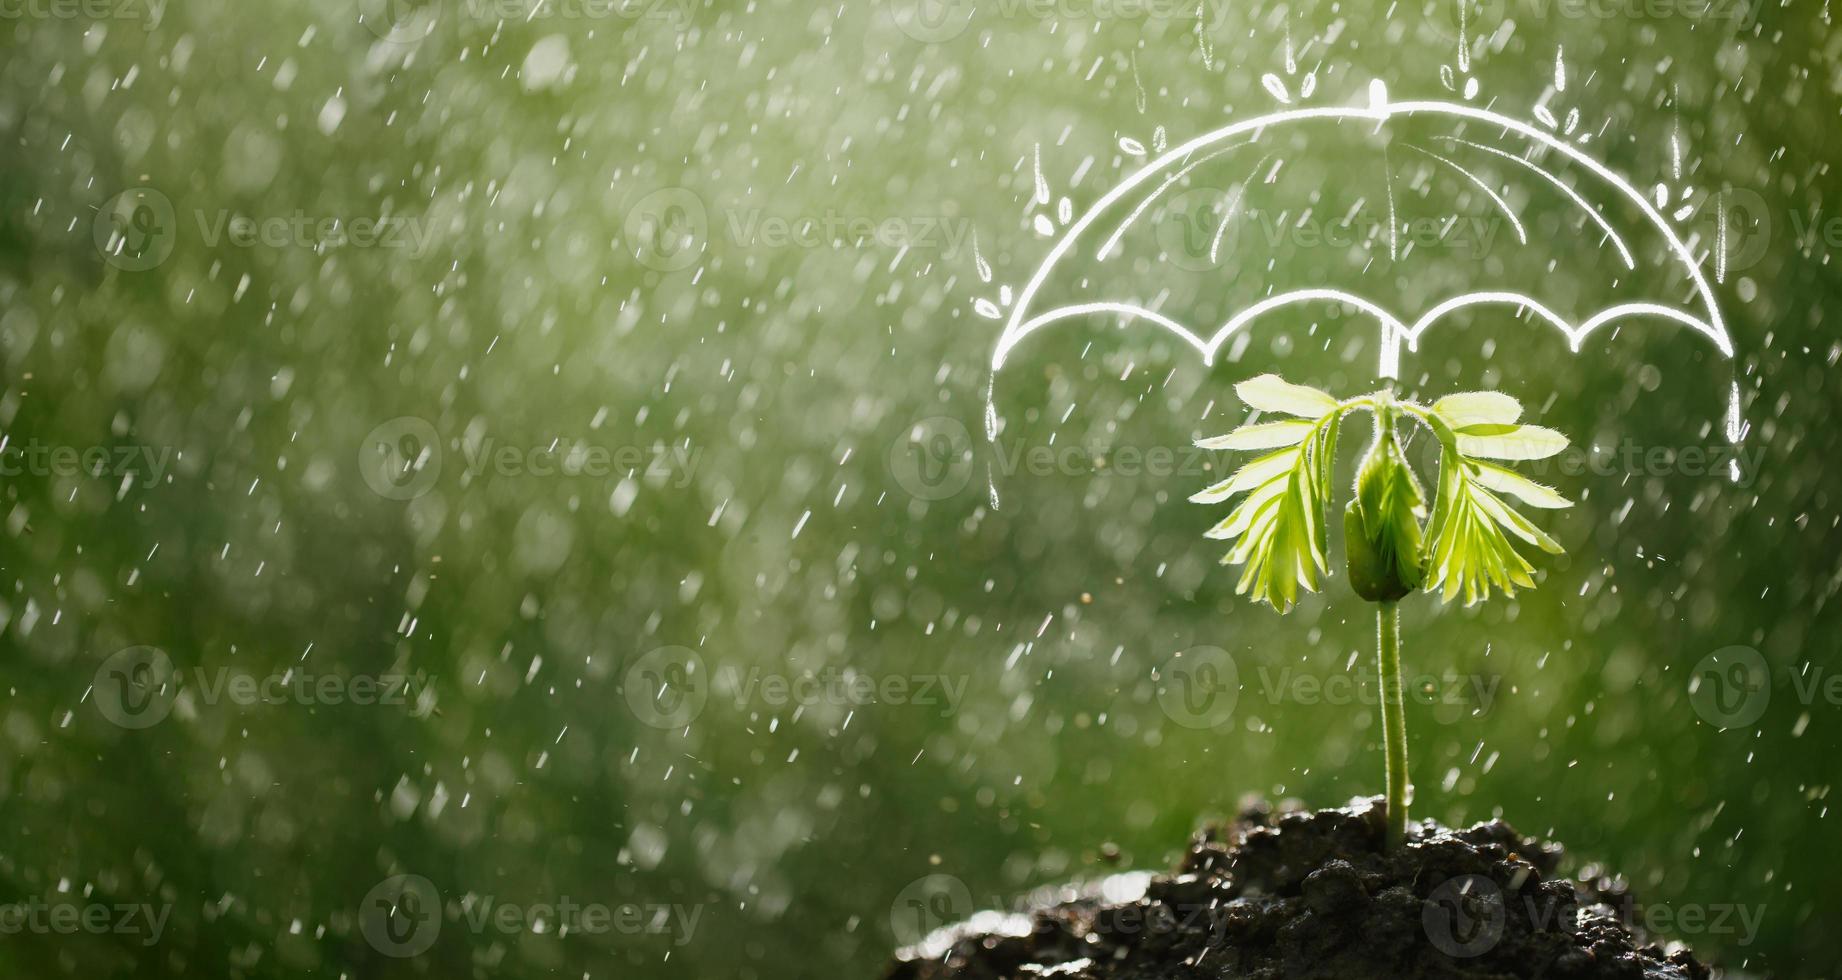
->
[0, 0, 1838, 977]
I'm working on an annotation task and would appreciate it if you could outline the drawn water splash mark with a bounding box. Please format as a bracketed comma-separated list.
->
[973, 82, 1751, 508]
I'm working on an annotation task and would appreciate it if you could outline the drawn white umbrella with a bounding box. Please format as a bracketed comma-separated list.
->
[979, 83, 1745, 487]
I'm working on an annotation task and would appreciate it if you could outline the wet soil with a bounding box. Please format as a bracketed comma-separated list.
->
[885, 797, 1711, 980]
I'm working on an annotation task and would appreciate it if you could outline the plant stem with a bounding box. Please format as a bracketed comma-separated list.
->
[1377, 599, 1409, 848]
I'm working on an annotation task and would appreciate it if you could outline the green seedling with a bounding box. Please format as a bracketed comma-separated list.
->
[1193, 374, 1574, 847]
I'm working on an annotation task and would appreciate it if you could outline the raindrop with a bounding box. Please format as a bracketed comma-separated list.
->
[1118, 136, 1147, 156]
[1456, 0, 1471, 71]
[1715, 193, 1729, 284]
[1032, 143, 1050, 205]
[1261, 73, 1291, 104]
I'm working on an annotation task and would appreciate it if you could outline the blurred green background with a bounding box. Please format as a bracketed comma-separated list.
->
[1, 0, 1838, 976]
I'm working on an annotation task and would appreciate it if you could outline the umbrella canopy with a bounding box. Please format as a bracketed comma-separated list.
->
[988, 84, 1734, 383]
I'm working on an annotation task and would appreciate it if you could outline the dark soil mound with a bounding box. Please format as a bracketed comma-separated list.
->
[885, 797, 1710, 980]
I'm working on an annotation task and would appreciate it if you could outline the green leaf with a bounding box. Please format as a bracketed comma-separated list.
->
[1196, 419, 1314, 451]
[1195, 383, 1342, 612]
[1455, 424, 1568, 461]
[1470, 461, 1571, 510]
[1432, 391, 1522, 428]
[1203, 480, 1286, 540]
[1420, 421, 1571, 605]
[1189, 447, 1299, 503]
[1234, 374, 1339, 418]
